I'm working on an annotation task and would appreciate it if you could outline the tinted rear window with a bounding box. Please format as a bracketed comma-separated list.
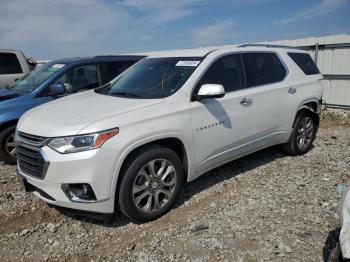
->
[0, 53, 23, 74]
[288, 53, 320, 75]
[100, 61, 137, 84]
[242, 53, 286, 87]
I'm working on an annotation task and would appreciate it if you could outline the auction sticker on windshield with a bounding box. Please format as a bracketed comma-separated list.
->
[176, 61, 201, 67]
[49, 64, 66, 72]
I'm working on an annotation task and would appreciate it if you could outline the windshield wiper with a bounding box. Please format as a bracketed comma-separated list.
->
[94, 83, 111, 94]
[111, 92, 141, 98]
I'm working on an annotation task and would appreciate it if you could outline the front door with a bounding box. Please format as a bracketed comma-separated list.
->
[52, 64, 100, 94]
[190, 54, 256, 174]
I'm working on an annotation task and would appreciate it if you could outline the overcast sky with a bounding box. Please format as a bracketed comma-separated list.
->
[0, 0, 349, 60]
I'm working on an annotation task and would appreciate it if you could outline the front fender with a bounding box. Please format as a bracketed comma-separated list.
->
[108, 132, 193, 198]
[0, 111, 21, 129]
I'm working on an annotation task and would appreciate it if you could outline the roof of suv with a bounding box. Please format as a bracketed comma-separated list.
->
[142, 44, 307, 58]
[45, 55, 146, 65]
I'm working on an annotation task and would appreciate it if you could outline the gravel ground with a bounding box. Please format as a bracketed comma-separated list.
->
[0, 110, 349, 261]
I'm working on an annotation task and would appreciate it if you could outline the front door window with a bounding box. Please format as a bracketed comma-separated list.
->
[53, 64, 100, 94]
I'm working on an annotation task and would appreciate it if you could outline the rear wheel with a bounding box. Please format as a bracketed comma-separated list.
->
[118, 145, 184, 223]
[282, 111, 318, 155]
[0, 125, 17, 165]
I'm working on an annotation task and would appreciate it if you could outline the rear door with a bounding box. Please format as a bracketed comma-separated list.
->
[190, 53, 257, 173]
[0, 52, 24, 87]
[241, 52, 294, 139]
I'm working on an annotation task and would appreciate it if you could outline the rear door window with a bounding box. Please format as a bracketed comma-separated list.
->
[195, 54, 246, 94]
[100, 61, 137, 84]
[0, 53, 23, 74]
[242, 53, 286, 87]
[287, 52, 320, 75]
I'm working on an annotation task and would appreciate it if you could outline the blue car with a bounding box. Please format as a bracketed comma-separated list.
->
[0, 55, 144, 164]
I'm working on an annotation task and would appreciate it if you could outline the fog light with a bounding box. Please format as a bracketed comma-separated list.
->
[62, 183, 97, 203]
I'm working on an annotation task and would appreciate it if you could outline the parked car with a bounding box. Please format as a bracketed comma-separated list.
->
[0, 50, 36, 87]
[16, 45, 323, 222]
[0, 55, 145, 164]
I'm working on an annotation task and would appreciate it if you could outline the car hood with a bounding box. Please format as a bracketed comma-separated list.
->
[0, 88, 20, 102]
[18, 90, 164, 137]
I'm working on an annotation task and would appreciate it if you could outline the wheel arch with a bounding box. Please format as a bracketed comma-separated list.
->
[294, 99, 320, 128]
[110, 134, 192, 201]
[297, 98, 320, 113]
[0, 119, 18, 133]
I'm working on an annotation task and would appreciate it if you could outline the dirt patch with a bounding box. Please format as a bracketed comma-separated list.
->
[320, 109, 350, 128]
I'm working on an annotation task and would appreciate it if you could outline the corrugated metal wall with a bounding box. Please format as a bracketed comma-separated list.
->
[266, 34, 350, 108]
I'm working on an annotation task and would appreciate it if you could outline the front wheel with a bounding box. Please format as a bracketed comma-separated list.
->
[282, 111, 318, 155]
[0, 125, 17, 165]
[118, 145, 184, 223]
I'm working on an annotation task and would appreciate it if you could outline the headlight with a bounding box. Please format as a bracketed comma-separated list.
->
[48, 128, 119, 154]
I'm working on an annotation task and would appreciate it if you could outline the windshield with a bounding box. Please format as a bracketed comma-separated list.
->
[8, 63, 66, 93]
[95, 57, 203, 99]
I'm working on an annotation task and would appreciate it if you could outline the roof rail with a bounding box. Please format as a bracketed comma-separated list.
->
[93, 54, 147, 59]
[238, 43, 300, 50]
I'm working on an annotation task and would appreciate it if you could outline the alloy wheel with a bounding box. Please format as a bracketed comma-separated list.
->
[296, 116, 314, 151]
[5, 133, 16, 158]
[132, 159, 177, 213]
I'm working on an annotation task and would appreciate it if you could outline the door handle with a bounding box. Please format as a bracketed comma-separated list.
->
[288, 87, 297, 94]
[240, 97, 253, 106]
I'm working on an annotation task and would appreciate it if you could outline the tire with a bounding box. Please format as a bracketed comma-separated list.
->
[282, 111, 318, 155]
[118, 145, 184, 223]
[327, 241, 341, 262]
[0, 125, 17, 165]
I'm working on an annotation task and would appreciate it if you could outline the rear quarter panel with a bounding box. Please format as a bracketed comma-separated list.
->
[281, 50, 323, 127]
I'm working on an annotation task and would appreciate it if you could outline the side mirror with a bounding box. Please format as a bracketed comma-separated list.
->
[48, 84, 65, 96]
[195, 84, 225, 100]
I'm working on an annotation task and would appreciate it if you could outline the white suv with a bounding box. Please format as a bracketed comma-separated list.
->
[16, 45, 323, 222]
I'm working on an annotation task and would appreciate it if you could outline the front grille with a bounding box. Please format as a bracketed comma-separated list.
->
[16, 132, 49, 179]
[17, 132, 47, 146]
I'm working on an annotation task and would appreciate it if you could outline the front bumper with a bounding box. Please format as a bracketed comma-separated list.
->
[17, 145, 117, 214]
